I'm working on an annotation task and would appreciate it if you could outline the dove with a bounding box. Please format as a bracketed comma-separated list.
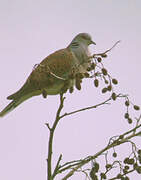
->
[0, 33, 96, 117]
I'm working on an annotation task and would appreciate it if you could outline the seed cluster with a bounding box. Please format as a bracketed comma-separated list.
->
[123, 97, 140, 124]
[87, 54, 120, 102]
[66, 53, 119, 101]
[89, 146, 141, 180]
[64, 53, 140, 127]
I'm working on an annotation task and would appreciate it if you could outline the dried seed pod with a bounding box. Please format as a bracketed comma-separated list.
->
[112, 78, 118, 85]
[138, 154, 141, 160]
[104, 79, 109, 84]
[113, 152, 117, 158]
[127, 118, 132, 124]
[101, 53, 107, 58]
[125, 176, 130, 180]
[84, 72, 90, 78]
[93, 162, 100, 173]
[97, 57, 102, 62]
[69, 87, 74, 93]
[94, 79, 99, 87]
[91, 62, 96, 70]
[127, 158, 135, 165]
[75, 83, 81, 90]
[116, 174, 122, 179]
[89, 170, 98, 180]
[107, 85, 112, 91]
[123, 169, 128, 174]
[124, 165, 129, 170]
[136, 166, 141, 174]
[124, 158, 129, 164]
[100, 173, 106, 179]
[111, 92, 117, 100]
[89, 168, 95, 179]
[75, 80, 81, 90]
[94, 72, 99, 76]
[102, 88, 108, 93]
[87, 67, 91, 71]
[133, 105, 140, 111]
[125, 100, 130, 106]
[138, 150, 141, 155]
[79, 79, 82, 83]
[139, 157, 141, 164]
[133, 163, 138, 170]
[124, 113, 129, 119]
[102, 68, 108, 75]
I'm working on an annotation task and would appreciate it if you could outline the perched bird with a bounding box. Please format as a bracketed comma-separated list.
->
[0, 33, 96, 117]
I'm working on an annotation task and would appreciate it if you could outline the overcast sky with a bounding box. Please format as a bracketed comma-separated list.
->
[0, 0, 141, 180]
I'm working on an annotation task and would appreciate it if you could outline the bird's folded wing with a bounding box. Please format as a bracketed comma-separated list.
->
[29, 48, 76, 87]
[7, 48, 76, 100]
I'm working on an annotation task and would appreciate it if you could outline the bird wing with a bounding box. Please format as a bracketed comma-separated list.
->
[7, 48, 76, 100]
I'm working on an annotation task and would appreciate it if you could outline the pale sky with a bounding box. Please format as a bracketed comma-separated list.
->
[0, 0, 141, 180]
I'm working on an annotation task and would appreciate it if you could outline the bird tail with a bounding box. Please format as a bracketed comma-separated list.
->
[0, 89, 41, 117]
[0, 98, 24, 117]
[0, 81, 42, 117]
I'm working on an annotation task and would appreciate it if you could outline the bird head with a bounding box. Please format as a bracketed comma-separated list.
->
[72, 33, 96, 46]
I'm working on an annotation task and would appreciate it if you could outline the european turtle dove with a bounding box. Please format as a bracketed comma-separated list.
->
[0, 33, 96, 117]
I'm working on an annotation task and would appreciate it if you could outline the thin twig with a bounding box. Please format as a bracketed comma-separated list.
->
[109, 169, 135, 180]
[60, 94, 126, 119]
[61, 128, 141, 180]
[134, 114, 141, 134]
[91, 40, 121, 58]
[119, 123, 141, 137]
[45, 123, 51, 131]
[47, 94, 65, 180]
[52, 154, 62, 178]
[60, 97, 111, 119]
[59, 159, 82, 170]
[58, 161, 83, 174]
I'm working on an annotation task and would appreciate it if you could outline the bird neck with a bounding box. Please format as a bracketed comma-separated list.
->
[68, 41, 90, 65]
[68, 40, 80, 49]
[68, 40, 88, 52]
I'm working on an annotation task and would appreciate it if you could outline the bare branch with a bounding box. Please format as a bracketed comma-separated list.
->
[90, 40, 121, 58]
[61, 125, 141, 180]
[60, 97, 111, 120]
[52, 154, 62, 178]
[44, 38, 141, 179]
[60, 94, 126, 119]
[109, 169, 135, 180]
[45, 123, 51, 131]
[47, 94, 65, 180]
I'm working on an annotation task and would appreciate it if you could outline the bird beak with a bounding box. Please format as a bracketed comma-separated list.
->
[91, 40, 96, 45]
